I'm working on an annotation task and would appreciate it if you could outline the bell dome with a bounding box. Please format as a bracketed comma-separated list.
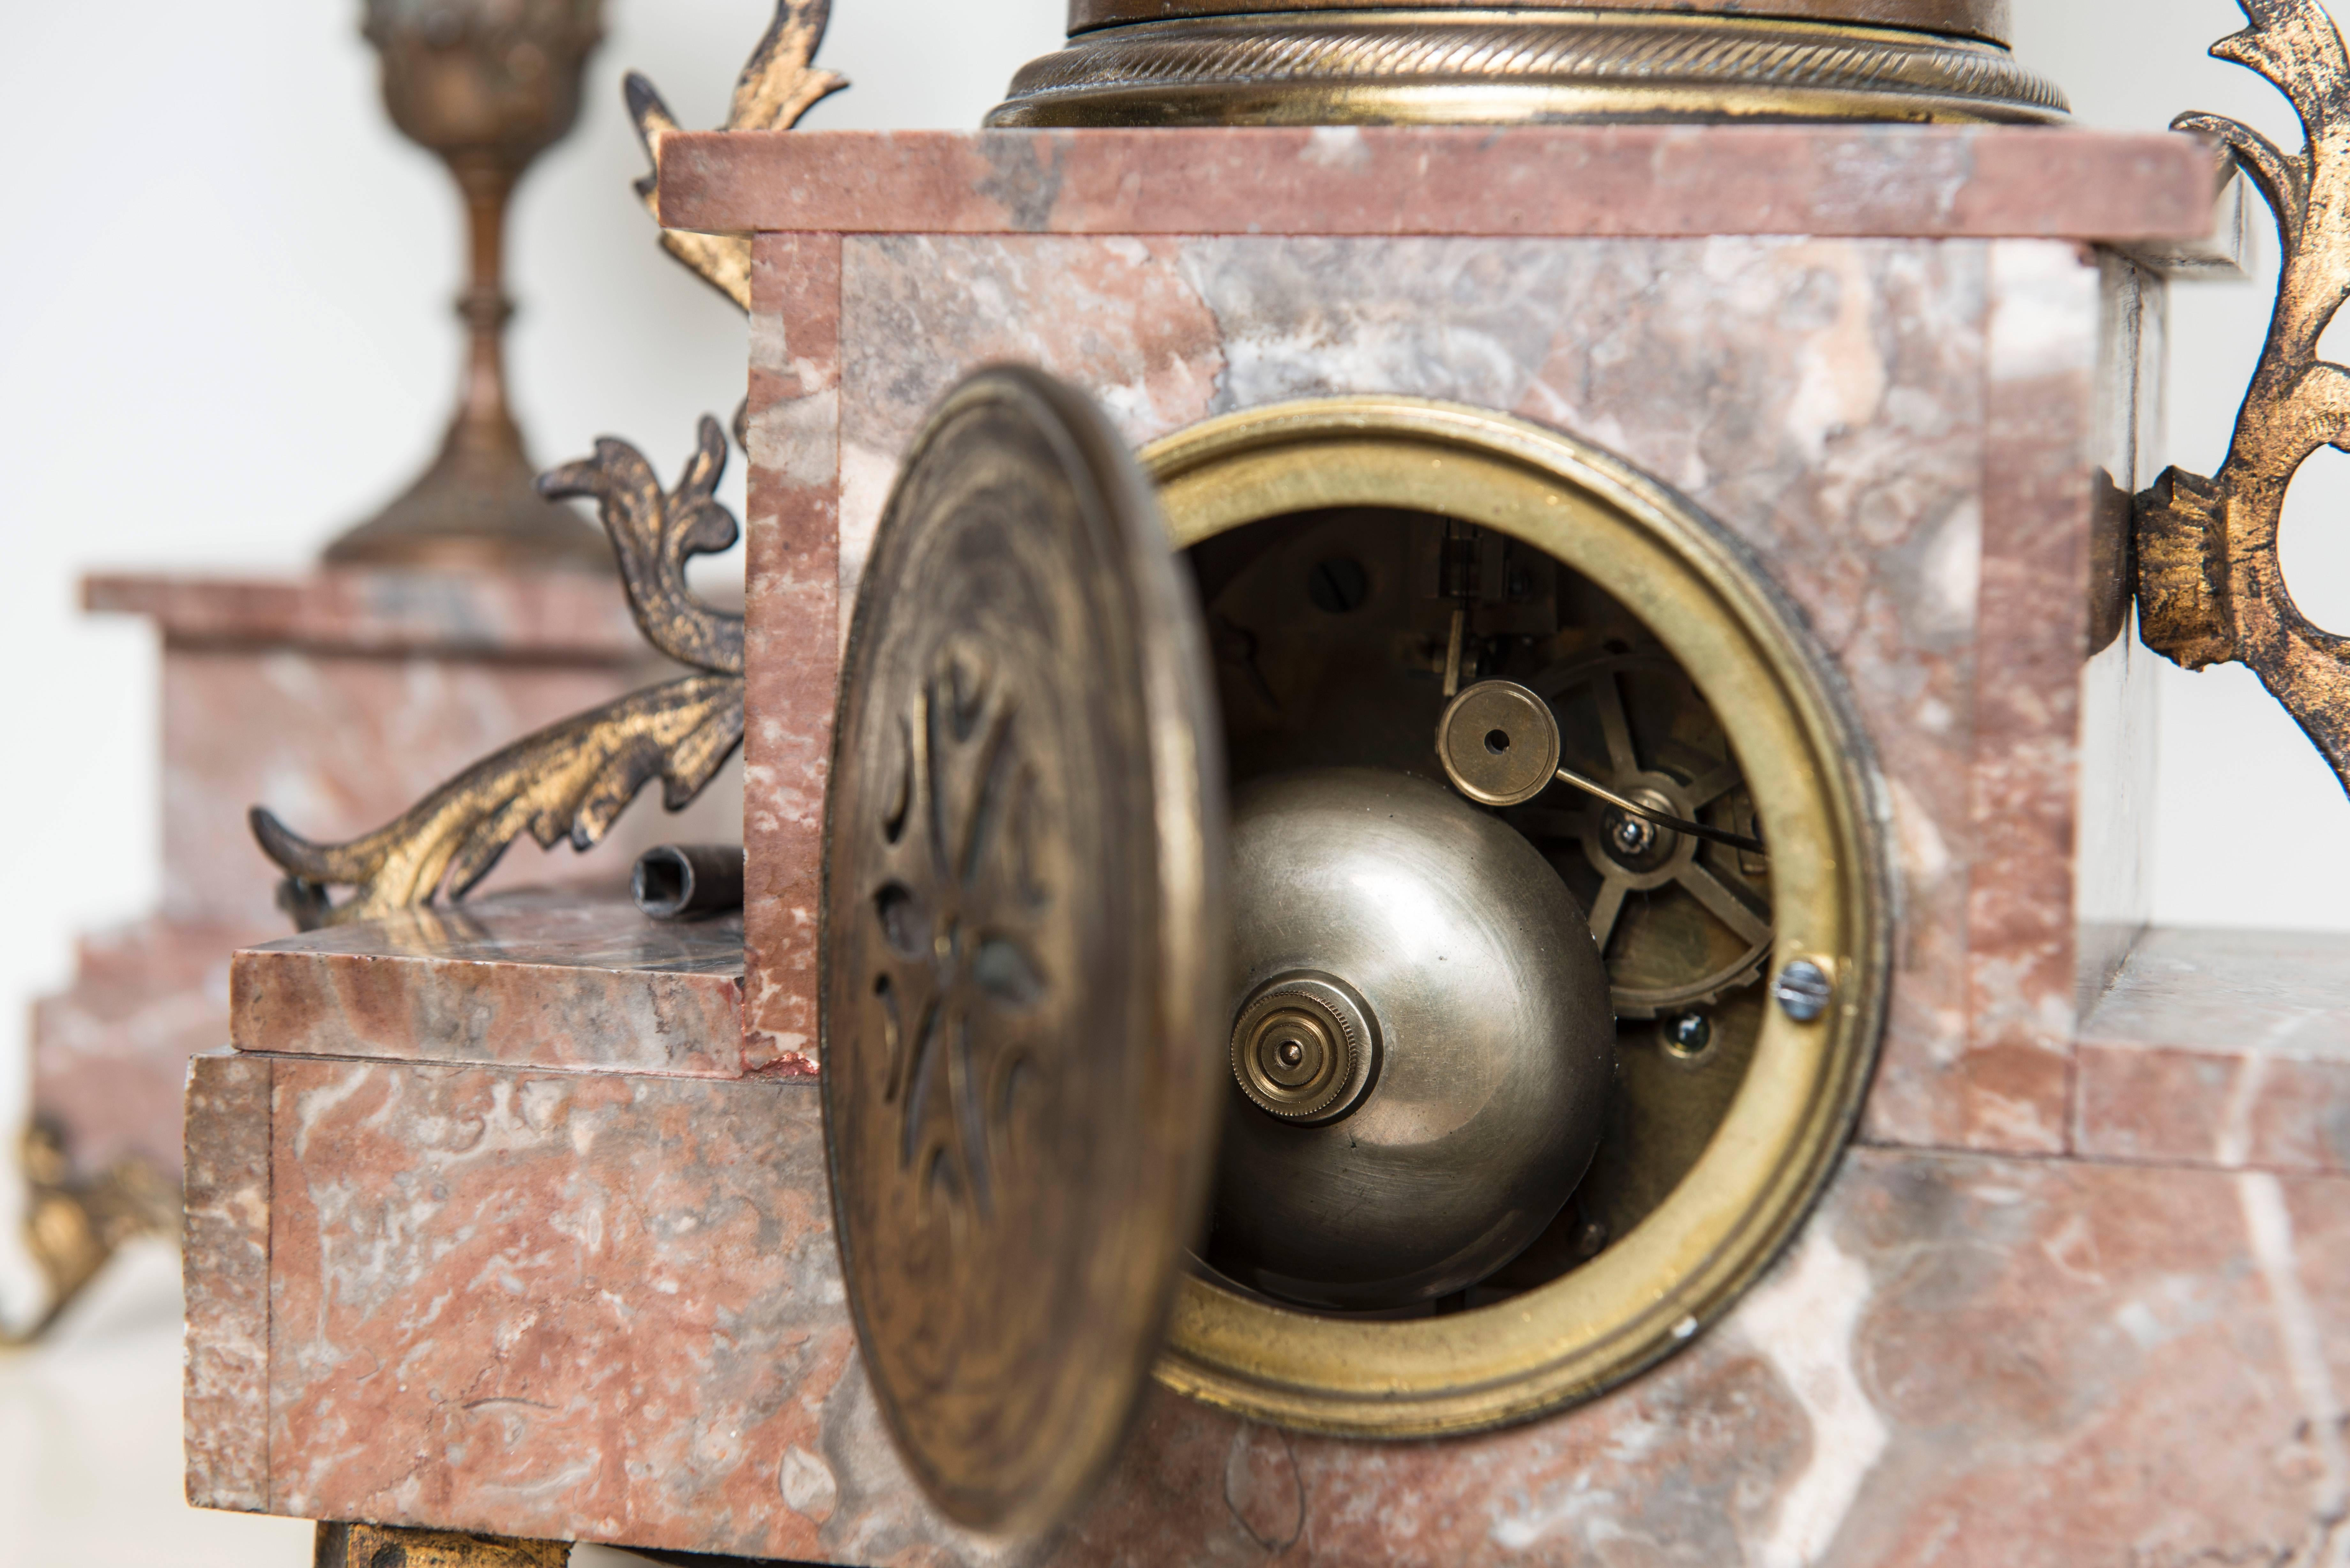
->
[1206, 768, 1615, 1312]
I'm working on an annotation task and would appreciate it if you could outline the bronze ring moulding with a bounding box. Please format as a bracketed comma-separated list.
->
[990, 0, 2064, 126]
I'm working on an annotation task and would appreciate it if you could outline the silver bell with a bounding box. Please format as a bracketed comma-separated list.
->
[1208, 767, 1615, 1311]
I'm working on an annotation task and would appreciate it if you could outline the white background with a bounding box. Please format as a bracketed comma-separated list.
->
[0, 1, 2343, 1543]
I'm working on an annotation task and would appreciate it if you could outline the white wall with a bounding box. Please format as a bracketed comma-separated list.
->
[0, 0, 2342, 1322]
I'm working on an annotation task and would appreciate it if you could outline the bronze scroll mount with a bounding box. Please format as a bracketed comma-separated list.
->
[2139, 0, 2350, 796]
[252, 420, 748, 931]
[249, 0, 846, 930]
[625, 0, 847, 312]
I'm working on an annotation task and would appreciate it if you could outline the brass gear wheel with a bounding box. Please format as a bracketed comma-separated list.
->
[1505, 650, 1771, 1019]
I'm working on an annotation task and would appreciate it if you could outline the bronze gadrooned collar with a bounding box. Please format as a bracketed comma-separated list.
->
[987, 0, 2064, 127]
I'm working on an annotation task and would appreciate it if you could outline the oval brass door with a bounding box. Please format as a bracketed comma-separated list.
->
[820, 366, 1227, 1536]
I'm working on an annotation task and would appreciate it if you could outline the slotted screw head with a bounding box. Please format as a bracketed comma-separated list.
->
[1772, 959, 1833, 1022]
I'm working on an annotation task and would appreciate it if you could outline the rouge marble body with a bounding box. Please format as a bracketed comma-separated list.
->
[182, 124, 2350, 1565]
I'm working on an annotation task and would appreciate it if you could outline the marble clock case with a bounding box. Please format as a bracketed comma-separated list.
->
[184, 124, 2350, 1564]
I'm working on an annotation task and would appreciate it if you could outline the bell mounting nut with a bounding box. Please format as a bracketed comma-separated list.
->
[1230, 972, 1381, 1124]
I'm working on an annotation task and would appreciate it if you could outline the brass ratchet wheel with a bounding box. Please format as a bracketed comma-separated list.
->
[1508, 650, 1771, 1020]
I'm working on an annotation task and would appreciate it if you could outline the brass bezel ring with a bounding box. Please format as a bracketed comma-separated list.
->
[1140, 396, 1891, 1439]
[989, 11, 2066, 128]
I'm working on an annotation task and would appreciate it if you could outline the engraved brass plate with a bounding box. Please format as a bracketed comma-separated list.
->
[821, 367, 1226, 1534]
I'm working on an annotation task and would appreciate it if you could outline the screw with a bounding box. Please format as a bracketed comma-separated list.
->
[1573, 1217, 1609, 1260]
[1610, 813, 1655, 856]
[1276, 1039, 1304, 1068]
[1663, 1012, 1712, 1057]
[1773, 959, 1833, 1022]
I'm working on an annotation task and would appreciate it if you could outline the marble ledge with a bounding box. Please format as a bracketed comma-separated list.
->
[2073, 926, 2350, 1177]
[230, 890, 769, 1079]
[85, 570, 662, 660]
[659, 124, 2219, 246]
[188, 1049, 2350, 1565]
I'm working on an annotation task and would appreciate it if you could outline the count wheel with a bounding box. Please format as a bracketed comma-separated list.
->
[1505, 650, 1771, 1019]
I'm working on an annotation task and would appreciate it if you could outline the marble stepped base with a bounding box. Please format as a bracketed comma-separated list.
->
[34, 570, 740, 1188]
[186, 900, 2350, 1564]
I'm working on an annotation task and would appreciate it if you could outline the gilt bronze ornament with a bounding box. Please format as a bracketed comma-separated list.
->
[313, 1524, 569, 1568]
[990, 0, 2065, 127]
[255, 418, 747, 929]
[2138, 0, 2350, 797]
[625, 0, 847, 312]
[325, 0, 613, 572]
[254, 0, 845, 929]
[0, 1121, 177, 1346]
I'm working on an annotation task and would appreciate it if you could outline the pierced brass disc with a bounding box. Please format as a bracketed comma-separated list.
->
[1141, 397, 1890, 1438]
[821, 366, 1227, 1534]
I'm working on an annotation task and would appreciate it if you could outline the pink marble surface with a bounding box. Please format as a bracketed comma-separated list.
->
[1095, 1145, 2313, 1561]
[1056, 1149, 2350, 1567]
[43, 567, 736, 1195]
[192, 1044, 2350, 1564]
[740, 234, 843, 1078]
[1932, 239, 2102, 1154]
[818, 231, 2003, 1148]
[657, 126, 2216, 245]
[264, 1061, 862, 1559]
[2076, 927, 2350, 1176]
[184, 1049, 271, 1514]
[34, 916, 247, 1181]
[86, 570, 649, 660]
[230, 891, 750, 1078]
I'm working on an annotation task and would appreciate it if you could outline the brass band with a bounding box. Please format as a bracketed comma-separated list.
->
[989, 10, 2066, 128]
[1069, 0, 2013, 48]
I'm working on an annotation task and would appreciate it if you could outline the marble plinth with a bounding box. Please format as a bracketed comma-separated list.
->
[230, 889, 754, 1078]
[2075, 927, 2350, 1176]
[34, 570, 741, 1183]
[189, 903, 2350, 1564]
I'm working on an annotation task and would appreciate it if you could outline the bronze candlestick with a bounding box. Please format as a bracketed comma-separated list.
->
[326, 0, 613, 572]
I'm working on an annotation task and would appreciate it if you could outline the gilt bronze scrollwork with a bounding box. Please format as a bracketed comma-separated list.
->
[250, 1, 845, 929]
[252, 418, 748, 930]
[624, 0, 847, 311]
[2139, 0, 2350, 796]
